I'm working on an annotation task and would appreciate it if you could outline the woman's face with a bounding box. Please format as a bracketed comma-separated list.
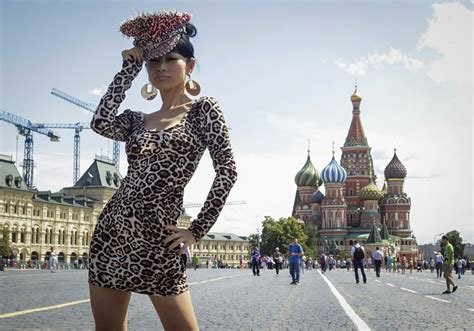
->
[146, 52, 195, 91]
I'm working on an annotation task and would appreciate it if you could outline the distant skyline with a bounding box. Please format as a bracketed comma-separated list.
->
[1, 1, 472, 243]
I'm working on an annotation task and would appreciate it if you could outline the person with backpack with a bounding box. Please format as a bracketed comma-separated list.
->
[351, 240, 367, 284]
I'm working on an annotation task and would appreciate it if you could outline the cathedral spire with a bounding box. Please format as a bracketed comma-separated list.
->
[344, 87, 368, 147]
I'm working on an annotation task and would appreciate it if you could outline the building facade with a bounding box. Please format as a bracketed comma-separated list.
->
[292, 88, 418, 258]
[1, 155, 249, 267]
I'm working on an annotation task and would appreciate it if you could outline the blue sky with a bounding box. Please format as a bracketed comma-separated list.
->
[1, 0, 472, 244]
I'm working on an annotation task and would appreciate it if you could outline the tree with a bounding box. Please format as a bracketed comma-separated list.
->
[303, 224, 318, 257]
[247, 233, 259, 253]
[445, 230, 465, 258]
[259, 216, 308, 256]
[1, 227, 11, 258]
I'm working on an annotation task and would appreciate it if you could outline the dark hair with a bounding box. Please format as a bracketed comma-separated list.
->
[172, 23, 197, 59]
[442, 235, 448, 240]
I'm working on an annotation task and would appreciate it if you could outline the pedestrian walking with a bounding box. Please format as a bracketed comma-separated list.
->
[351, 240, 367, 284]
[401, 255, 407, 275]
[456, 257, 464, 280]
[49, 247, 58, 273]
[273, 247, 283, 276]
[251, 248, 261, 276]
[435, 251, 444, 278]
[387, 255, 393, 273]
[192, 254, 199, 270]
[319, 253, 327, 273]
[441, 236, 458, 294]
[87, 10, 238, 331]
[288, 238, 303, 285]
[429, 257, 435, 273]
[372, 247, 383, 277]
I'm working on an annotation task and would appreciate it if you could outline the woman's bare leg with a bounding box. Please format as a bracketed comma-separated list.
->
[89, 284, 132, 331]
[149, 290, 199, 331]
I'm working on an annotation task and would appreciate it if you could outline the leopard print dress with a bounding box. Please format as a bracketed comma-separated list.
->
[88, 59, 237, 296]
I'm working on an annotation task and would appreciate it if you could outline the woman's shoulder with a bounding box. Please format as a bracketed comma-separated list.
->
[194, 95, 220, 110]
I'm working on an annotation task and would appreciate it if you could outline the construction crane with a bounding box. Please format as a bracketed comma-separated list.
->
[34, 122, 90, 185]
[51, 88, 121, 171]
[183, 200, 247, 208]
[0, 110, 61, 188]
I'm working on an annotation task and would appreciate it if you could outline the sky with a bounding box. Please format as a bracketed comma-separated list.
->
[1, 0, 472, 244]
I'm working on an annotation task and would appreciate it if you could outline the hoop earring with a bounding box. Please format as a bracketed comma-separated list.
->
[141, 83, 157, 100]
[185, 74, 201, 96]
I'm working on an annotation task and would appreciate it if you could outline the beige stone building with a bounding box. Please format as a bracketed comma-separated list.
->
[0, 154, 249, 267]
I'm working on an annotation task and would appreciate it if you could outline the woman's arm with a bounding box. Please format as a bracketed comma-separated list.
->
[90, 59, 142, 141]
[188, 97, 238, 242]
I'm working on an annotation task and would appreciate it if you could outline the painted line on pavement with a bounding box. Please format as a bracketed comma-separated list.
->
[467, 308, 474, 312]
[0, 272, 253, 319]
[188, 272, 252, 285]
[425, 295, 451, 303]
[386, 283, 395, 287]
[374, 279, 381, 283]
[0, 300, 91, 319]
[318, 270, 371, 331]
[400, 287, 418, 294]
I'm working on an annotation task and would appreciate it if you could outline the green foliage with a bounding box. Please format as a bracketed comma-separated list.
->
[247, 233, 259, 253]
[1, 227, 11, 258]
[303, 224, 318, 257]
[259, 216, 315, 257]
[445, 230, 465, 258]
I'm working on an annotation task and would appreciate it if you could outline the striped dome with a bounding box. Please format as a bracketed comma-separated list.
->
[311, 190, 325, 204]
[361, 180, 383, 200]
[294, 155, 320, 187]
[384, 151, 407, 179]
[321, 156, 347, 184]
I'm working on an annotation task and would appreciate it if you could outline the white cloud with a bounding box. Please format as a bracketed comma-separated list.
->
[89, 88, 103, 96]
[417, 2, 473, 86]
[333, 48, 423, 76]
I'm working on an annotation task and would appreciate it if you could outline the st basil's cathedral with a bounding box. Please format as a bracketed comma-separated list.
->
[292, 88, 419, 258]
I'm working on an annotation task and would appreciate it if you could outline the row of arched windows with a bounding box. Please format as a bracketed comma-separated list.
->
[5, 225, 89, 246]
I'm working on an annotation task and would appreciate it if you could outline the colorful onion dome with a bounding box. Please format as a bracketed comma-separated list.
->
[361, 179, 383, 200]
[351, 86, 362, 103]
[384, 149, 407, 179]
[294, 153, 320, 187]
[311, 190, 325, 204]
[321, 155, 347, 184]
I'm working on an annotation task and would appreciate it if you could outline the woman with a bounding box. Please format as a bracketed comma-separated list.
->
[49, 247, 58, 273]
[88, 11, 237, 331]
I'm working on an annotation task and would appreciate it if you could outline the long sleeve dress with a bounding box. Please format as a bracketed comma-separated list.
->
[88, 59, 238, 296]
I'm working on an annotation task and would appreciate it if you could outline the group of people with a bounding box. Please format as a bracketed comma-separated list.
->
[249, 235, 467, 295]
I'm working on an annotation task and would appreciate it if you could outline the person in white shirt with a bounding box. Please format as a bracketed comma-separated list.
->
[435, 252, 444, 278]
[372, 247, 383, 277]
[49, 247, 58, 273]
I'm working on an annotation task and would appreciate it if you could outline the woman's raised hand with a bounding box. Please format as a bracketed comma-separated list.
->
[121, 47, 144, 64]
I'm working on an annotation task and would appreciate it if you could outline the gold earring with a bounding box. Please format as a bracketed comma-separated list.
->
[185, 73, 201, 96]
[141, 83, 157, 100]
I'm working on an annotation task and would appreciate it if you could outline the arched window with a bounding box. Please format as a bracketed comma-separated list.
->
[20, 226, 27, 243]
[11, 225, 18, 243]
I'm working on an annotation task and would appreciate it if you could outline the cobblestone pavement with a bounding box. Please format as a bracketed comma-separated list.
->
[1, 267, 473, 330]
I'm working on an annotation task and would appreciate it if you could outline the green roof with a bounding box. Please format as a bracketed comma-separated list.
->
[73, 157, 123, 189]
[202, 232, 248, 242]
[344, 233, 370, 239]
[0, 155, 30, 191]
[33, 191, 90, 208]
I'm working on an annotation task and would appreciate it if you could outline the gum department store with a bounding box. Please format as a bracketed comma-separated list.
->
[0, 154, 249, 267]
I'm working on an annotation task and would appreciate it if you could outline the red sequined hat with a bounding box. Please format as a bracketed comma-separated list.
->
[120, 10, 192, 61]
